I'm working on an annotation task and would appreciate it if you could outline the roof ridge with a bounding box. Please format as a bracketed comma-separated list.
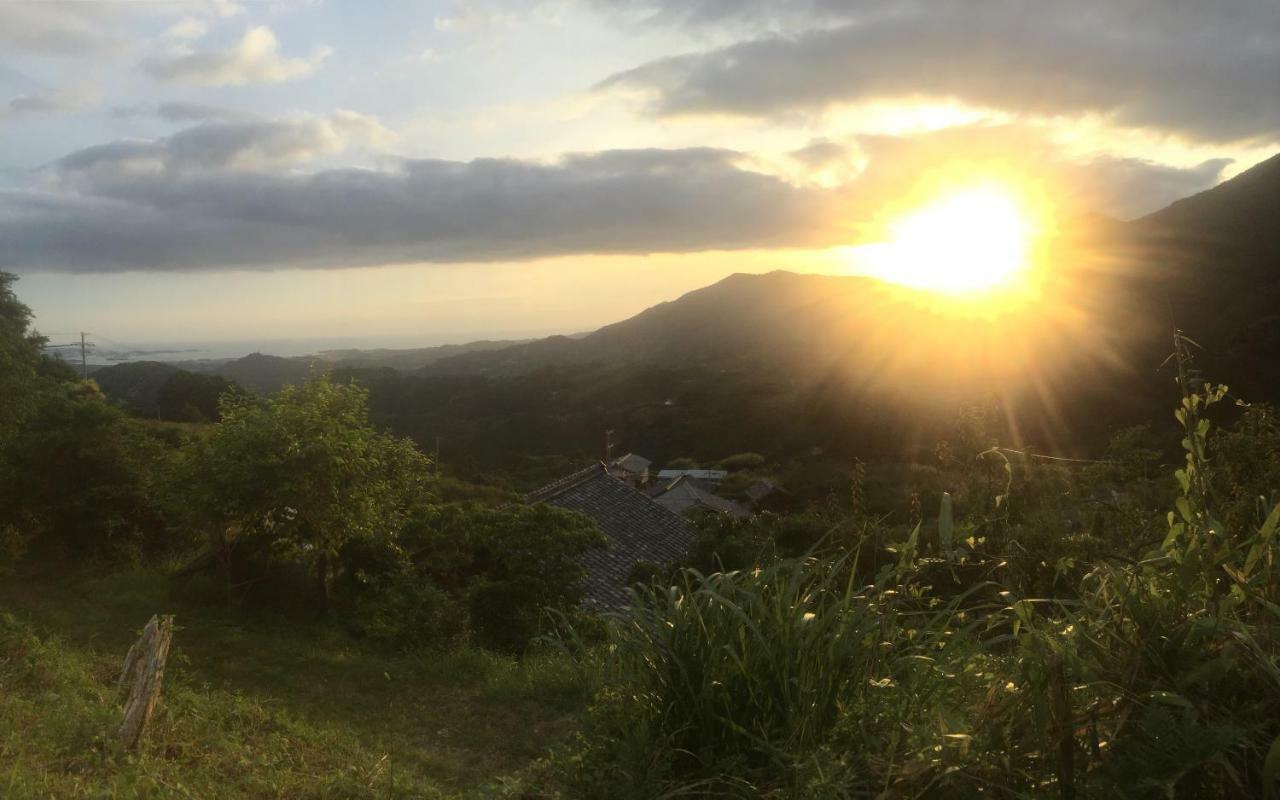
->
[526, 461, 609, 503]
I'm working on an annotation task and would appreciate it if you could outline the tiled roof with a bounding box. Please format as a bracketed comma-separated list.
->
[746, 479, 790, 504]
[527, 463, 693, 608]
[611, 452, 652, 473]
[656, 469, 728, 481]
[653, 476, 750, 518]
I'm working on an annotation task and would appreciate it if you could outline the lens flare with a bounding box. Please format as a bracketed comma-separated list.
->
[860, 184, 1037, 295]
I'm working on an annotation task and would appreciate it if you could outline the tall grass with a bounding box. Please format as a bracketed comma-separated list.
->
[557, 337, 1280, 799]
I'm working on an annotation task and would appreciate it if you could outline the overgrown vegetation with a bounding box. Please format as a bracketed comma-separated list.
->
[555, 334, 1280, 798]
[4, 263, 1280, 799]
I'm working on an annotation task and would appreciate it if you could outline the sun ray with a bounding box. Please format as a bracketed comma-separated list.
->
[859, 183, 1038, 296]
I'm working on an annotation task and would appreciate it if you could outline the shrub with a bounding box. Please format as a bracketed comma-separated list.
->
[718, 452, 766, 472]
[400, 504, 605, 652]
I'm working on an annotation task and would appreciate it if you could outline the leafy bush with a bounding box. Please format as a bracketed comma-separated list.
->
[718, 452, 766, 472]
[169, 375, 433, 612]
[0, 381, 171, 561]
[399, 504, 605, 652]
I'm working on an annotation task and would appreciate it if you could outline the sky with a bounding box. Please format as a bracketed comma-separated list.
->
[2, 0, 1277, 354]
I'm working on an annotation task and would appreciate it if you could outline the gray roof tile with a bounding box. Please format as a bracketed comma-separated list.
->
[527, 463, 693, 608]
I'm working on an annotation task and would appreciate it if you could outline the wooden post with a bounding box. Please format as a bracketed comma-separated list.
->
[117, 614, 175, 750]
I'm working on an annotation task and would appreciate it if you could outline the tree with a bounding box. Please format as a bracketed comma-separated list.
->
[2, 272, 161, 563]
[399, 504, 605, 651]
[0, 272, 45, 444]
[155, 371, 245, 422]
[2, 380, 169, 560]
[173, 374, 433, 611]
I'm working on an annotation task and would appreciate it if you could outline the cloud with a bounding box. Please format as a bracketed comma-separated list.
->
[3, 143, 832, 273]
[590, 0, 852, 31]
[55, 112, 391, 180]
[0, 3, 131, 56]
[0, 121, 1234, 274]
[163, 17, 211, 43]
[157, 101, 253, 123]
[110, 101, 255, 123]
[0, 1, 241, 58]
[2, 84, 100, 121]
[143, 26, 331, 86]
[598, 0, 1280, 144]
[797, 125, 1234, 221]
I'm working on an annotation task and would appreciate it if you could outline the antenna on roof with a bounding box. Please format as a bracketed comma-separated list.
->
[605, 429, 614, 464]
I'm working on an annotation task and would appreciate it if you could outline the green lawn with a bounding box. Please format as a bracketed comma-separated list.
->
[0, 567, 582, 798]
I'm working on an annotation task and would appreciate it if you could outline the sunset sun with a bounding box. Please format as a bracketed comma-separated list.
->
[862, 184, 1038, 296]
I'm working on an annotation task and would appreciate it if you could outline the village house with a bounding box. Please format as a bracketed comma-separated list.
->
[655, 468, 728, 483]
[651, 475, 749, 519]
[745, 479, 796, 513]
[607, 452, 652, 486]
[526, 463, 692, 608]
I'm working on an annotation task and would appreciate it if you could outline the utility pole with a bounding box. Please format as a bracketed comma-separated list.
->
[44, 331, 94, 378]
[79, 332, 89, 379]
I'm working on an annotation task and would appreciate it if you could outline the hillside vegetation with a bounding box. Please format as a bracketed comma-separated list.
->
[3, 154, 1280, 798]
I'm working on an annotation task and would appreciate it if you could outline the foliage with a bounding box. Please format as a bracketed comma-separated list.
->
[662, 456, 700, 470]
[342, 504, 606, 652]
[155, 370, 246, 422]
[556, 335, 1280, 798]
[718, 452, 766, 472]
[0, 381, 171, 562]
[0, 273, 40, 429]
[170, 374, 434, 611]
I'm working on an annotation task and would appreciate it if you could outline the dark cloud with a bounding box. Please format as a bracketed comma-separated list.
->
[598, 0, 1280, 143]
[0, 120, 1233, 273]
[2, 145, 834, 273]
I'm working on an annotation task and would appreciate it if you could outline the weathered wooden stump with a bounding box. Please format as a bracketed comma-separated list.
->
[116, 614, 175, 750]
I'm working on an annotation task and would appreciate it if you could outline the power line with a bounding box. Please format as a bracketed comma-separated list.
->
[44, 332, 95, 379]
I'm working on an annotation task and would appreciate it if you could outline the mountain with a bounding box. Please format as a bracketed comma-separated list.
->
[317, 339, 529, 371]
[439, 153, 1279, 377]
[92, 152, 1279, 475]
[213, 353, 320, 394]
[1124, 152, 1280, 399]
[398, 151, 1280, 466]
[91, 361, 181, 414]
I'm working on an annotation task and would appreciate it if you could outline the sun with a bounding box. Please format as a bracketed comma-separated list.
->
[860, 183, 1038, 296]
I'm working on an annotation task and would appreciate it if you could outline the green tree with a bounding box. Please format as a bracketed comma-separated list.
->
[173, 374, 433, 611]
[718, 452, 766, 472]
[0, 272, 45, 444]
[400, 504, 605, 651]
[155, 371, 245, 422]
[2, 381, 169, 560]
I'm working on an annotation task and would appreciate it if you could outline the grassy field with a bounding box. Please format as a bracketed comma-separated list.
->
[0, 566, 584, 798]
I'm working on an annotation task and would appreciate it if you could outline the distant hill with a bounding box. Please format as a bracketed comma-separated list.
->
[91, 361, 181, 415]
[317, 339, 529, 371]
[92, 361, 243, 421]
[1124, 152, 1280, 399]
[93, 152, 1280, 473]
[396, 151, 1280, 465]
[213, 353, 320, 394]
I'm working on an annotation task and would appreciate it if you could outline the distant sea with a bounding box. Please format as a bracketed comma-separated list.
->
[49, 332, 561, 367]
